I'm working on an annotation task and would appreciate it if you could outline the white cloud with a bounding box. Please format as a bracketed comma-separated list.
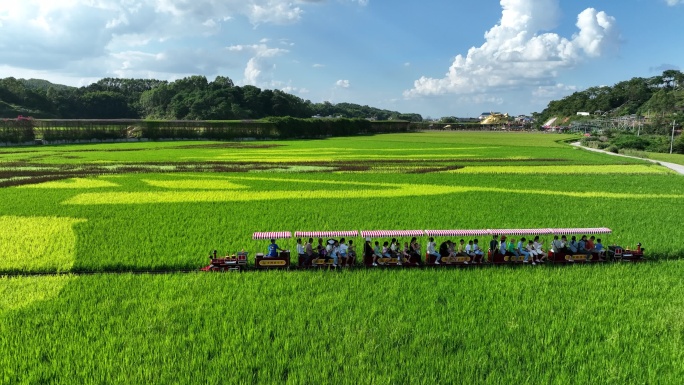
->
[313, 63, 325, 68]
[666, 0, 683, 5]
[228, 43, 289, 85]
[0, 0, 314, 80]
[404, 0, 618, 98]
[336, 79, 350, 88]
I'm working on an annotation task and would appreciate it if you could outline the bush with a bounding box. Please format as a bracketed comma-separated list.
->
[607, 145, 619, 153]
[612, 135, 650, 151]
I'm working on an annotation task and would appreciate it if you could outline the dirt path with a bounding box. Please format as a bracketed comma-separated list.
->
[570, 142, 684, 175]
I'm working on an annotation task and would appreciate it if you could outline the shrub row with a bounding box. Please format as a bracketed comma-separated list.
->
[0, 118, 36, 143]
[20, 118, 413, 144]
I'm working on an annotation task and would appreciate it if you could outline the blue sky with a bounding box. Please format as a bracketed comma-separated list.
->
[0, 0, 682, 118]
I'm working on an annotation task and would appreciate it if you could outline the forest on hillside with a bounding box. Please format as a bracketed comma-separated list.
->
[0, 76, 423, 122]
[535, 69, 684, 133]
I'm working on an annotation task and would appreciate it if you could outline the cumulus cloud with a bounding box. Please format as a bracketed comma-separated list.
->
[228, 43, 289, 85]
[0, 0, 319, 80]
[404, 0, 619, 98]
[336, 79, 350, 88]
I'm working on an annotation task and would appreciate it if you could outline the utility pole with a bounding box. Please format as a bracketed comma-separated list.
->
[671, 120, 676, 154]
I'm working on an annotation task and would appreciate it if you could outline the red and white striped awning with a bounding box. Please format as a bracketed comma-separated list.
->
[294, 230, 358, 238]
[488, 228, 554, 236]
[425, 229, 490, 237]
[550, 227, 612, 235]
[252, 231, 292, 240]
[360, 230, 425, 238]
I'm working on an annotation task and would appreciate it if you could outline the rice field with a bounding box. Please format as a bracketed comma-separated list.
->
[1, 131, 683, 384]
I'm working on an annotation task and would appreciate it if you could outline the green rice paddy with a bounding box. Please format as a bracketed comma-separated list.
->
[1, 131, 683, 384]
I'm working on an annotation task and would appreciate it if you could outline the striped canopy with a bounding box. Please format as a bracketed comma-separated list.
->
[252, 231, 292, 240]
[425, 229, 490, 237]
[550, 227, 612, 235]
[488, 228, 554, 236]
[361, 230, 425, 238]
[294, 230, 358, 238]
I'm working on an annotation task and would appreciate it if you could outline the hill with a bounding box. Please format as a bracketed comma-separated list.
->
[0, 76, 423, 121]
[535, 69, 684, 131]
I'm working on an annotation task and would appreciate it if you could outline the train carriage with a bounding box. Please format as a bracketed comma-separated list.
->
[295, 230, 359, 268]
[361, 230, 424, 267]
[546, 227, 612, 263]
[424, 229, 489, 266]
[253, 231, 292, 269]
[486, 228, 554, 264]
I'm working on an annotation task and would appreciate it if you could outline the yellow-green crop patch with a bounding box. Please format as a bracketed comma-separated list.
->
[0, 275, 74, 312]
[143, 179, 248, 190]
[19, 178, 121, 189]
[447, 164, 670, 174]
[0, 216, 86, 272]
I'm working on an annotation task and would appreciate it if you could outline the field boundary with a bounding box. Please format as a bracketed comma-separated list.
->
[571, 142, 684, 175]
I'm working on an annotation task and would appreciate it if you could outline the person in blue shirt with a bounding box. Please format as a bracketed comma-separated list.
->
[267, 238, 284, 257]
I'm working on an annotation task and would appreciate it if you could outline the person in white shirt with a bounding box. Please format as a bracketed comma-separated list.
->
[338, 238, 349, 266]
[472, 239, 484, 263]
[427, 237, 440, 264]
[296, 238, 306, 262]
[533, 236, 547, 262]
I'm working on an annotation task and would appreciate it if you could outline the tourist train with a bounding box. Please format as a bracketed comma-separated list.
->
[201, 227, 645, 271]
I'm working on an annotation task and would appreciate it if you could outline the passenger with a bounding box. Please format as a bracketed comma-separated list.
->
[499, 237, 508, 258]
[363, 238, 374, 264]
[438, 239, 452, 264]
[594, 238, 605, 260]
[526, 240, 539, 263]
[568, 236, 579, 254]
[382, 241, 392, 260]
[331, 240, 340, 267]
[390, 238, 400, 257]
[316, 238, 325, 258]
[346, 239, 355, 267]
[533, 236, 547, 262]
[489, 235, 500, 256]
[472, 239, 484, 263]
[507, 238, 519, 258]
[465, 240, 475, 260]
[427, 237, 441, 264]
[373, 241, 383, 266]
[339, 238, 349, 267]
[296, 238, 306, 262]
[303, 237, 318, 267]
[578, 235, 592, 259]
[410, 237, 423, 266]
[561, 235, 575, 262]
[267, 238, 284, 258]
[399, 242, 412, 265]
[456, 239, 467, 256]
[517, 237, 533, 264]
[586, 236, 596, 252]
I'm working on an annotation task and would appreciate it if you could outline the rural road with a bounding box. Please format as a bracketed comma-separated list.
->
[570, 142, 684, 175]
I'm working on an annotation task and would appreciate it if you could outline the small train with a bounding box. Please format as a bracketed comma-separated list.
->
[202, 228, 646, 271]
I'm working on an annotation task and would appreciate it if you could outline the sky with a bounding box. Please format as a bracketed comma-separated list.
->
[0, 0, 682, 119]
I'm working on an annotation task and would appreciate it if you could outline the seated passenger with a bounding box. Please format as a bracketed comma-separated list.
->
[438, 239, 452, 264]
[382, 241, 392, 260]
[489, 235, 500, 256]
[594, 238, 605, 260]
[456, 239, 467, 256]
[507, 238, 519, 257]
[472, 239, 484, 263]
[390, 238, 400, 257]
[363, 238, 374, 263]
[533, 236, 547, 262]
[331, 240, 340, 267]
[303, 238, 318, 267]
[526, 240, 539, 263]
[517, 237, 533, 264]
[372, 241, 383, 266]
[465, 240, 475, 259]
[410, 237, 423, 266]
[296, 238, 305, 261]
[499, 237, 508, 257]
[568, 236, 579, 254]
[345, 239, 355, 267]
[578, 235, 592, 259]
[267, 238, 284, 258]
[551, 235, 563, 254]
[399, 242, 412, 265]
[427, 237, 441, 264]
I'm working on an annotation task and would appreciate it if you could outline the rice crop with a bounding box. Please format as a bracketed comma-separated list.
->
[0, 216, 85, 273]
[447, 164, 669, 174]
[1, 262, 683, 384]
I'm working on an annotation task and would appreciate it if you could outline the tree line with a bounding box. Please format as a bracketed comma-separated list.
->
[0, 76, 423, 122]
